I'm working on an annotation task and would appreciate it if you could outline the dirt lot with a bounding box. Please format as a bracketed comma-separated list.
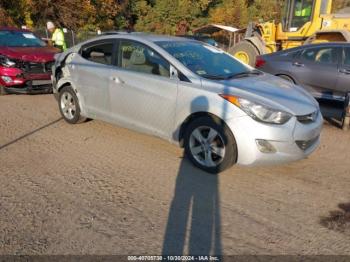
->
[0, 94, 349, 255]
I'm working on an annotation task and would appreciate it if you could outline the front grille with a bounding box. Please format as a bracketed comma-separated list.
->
[20, 61, 53, 74]
[297, 110, 318, 124]
[44, 61, 54, 72]
[296, 136, 319, 151]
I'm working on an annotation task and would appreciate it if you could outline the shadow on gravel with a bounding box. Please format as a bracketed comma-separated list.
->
[163, 96, 223, 256]
[318, 99, 344, 129]
[162, 158, 222, 255]
[320, 202, 350, 235]
[0, 117, 62, 151]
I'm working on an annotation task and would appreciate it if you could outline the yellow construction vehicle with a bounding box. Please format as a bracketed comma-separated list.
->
[231, 0, 350, 66]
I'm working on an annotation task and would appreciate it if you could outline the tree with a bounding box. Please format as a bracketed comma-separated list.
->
[209, 0, 249, 29]
[134, 0, 217, 34]
[248, 0, 283, 23]
[0, 0, 286, 34]
[0, 7, 15, 26]
[0, 0, 26, 26]
[26, 0, 95, 30]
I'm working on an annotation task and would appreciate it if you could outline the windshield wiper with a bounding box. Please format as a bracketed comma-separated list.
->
[201, 74, 227, 80]
[201, 70, 262, 80]
[226, 70, 262, 79]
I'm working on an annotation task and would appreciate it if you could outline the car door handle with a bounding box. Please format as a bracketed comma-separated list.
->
[292, 62, 304, 67]
[111, 76, 125, 84]
[339, 69, 350, 75]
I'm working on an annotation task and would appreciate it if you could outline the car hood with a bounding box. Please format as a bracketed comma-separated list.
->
[0, 46, 58, 62]
[203, 73, 319, 116]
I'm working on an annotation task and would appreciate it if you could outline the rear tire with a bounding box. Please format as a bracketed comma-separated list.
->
[342, 115, 350, 131]
[58, 86, 86, 124]
[342, 93, 350, 131]
[184, 116, 237, 174]
[0, 85, 7, 96]
[230, 40, 259, 66]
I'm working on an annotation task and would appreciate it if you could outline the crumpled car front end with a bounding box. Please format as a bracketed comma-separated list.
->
[0, 54, 54, 94]
[51, 45, 81, 100]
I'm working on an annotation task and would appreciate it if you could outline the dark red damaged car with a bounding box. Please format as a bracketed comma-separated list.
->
[0, 27, 59, 95]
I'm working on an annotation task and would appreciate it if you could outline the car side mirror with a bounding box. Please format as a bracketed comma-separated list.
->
[170, 65, 179, 80]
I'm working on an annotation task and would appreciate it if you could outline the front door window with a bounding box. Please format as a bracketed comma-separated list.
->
[119, 40, 170, 78]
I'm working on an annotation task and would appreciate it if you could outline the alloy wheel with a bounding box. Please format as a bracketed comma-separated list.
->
[189, 126, 226, 168]
[60, 91, 77, 120]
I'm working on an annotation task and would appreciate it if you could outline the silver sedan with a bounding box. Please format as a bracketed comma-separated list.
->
[52, 33, 323, 173]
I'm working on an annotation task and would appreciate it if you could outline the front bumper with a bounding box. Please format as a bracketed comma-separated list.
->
[0, 66, 53, 95]
[4, 79, 53, 94]
[226, 112, 323, 166]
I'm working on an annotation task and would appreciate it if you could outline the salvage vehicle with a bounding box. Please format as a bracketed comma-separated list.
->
[52, 33, 323, 173]
[0, 27, 58, 95]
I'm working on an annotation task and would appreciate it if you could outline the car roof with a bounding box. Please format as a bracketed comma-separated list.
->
[140, 34, 191, 42]
[301, 42, 350, 48]
[285, 42, 350, 52]
[178, 35, 211, 38]
[96, 31, 194, 43]
[263, 42, 350, 57]
[0, 27, 32, 33]
[71, 32, 207, 54]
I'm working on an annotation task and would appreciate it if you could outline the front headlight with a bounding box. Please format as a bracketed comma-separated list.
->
[220, 94, 292, 125]
[0, 55, 16, 67]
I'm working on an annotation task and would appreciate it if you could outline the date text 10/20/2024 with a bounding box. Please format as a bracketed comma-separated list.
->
[128, 256, 220, 261]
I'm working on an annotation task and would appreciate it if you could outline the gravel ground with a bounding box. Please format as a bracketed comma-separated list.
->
[0, 94, 349, 255]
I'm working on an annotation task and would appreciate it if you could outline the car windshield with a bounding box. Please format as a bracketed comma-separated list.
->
[0, 30, 46, 47]
[156, 41, 256, 80]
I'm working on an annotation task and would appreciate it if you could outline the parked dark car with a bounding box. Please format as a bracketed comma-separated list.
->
[0, 27, 59, 95]
[255, 43, 350, 101]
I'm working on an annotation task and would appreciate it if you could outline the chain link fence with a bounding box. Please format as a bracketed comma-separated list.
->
[33, 28, 99, 48]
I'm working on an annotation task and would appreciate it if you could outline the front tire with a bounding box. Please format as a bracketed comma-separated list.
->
[0, 85, 7, 96]
[58, 86, 86, 124]
[342, 93, 350, 130]
[184, 116, 237, 174]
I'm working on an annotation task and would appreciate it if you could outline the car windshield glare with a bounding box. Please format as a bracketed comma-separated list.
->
[156, 41, 253, 80]
[0, 30, 46, 47]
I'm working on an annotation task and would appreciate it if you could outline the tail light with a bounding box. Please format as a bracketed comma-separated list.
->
[255, 56, 266, 68]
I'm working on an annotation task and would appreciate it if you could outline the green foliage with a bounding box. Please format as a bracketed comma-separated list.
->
[210, 0, 249, 29]
[0, 0, 285, 33]
[134, 0, 218, 34]
[248, 0, 283, 23]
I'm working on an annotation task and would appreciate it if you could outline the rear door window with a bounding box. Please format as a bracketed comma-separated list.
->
[300, 47, 339, 64]
[81, 41, 115, 65]
[283, 50, 301, 59]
